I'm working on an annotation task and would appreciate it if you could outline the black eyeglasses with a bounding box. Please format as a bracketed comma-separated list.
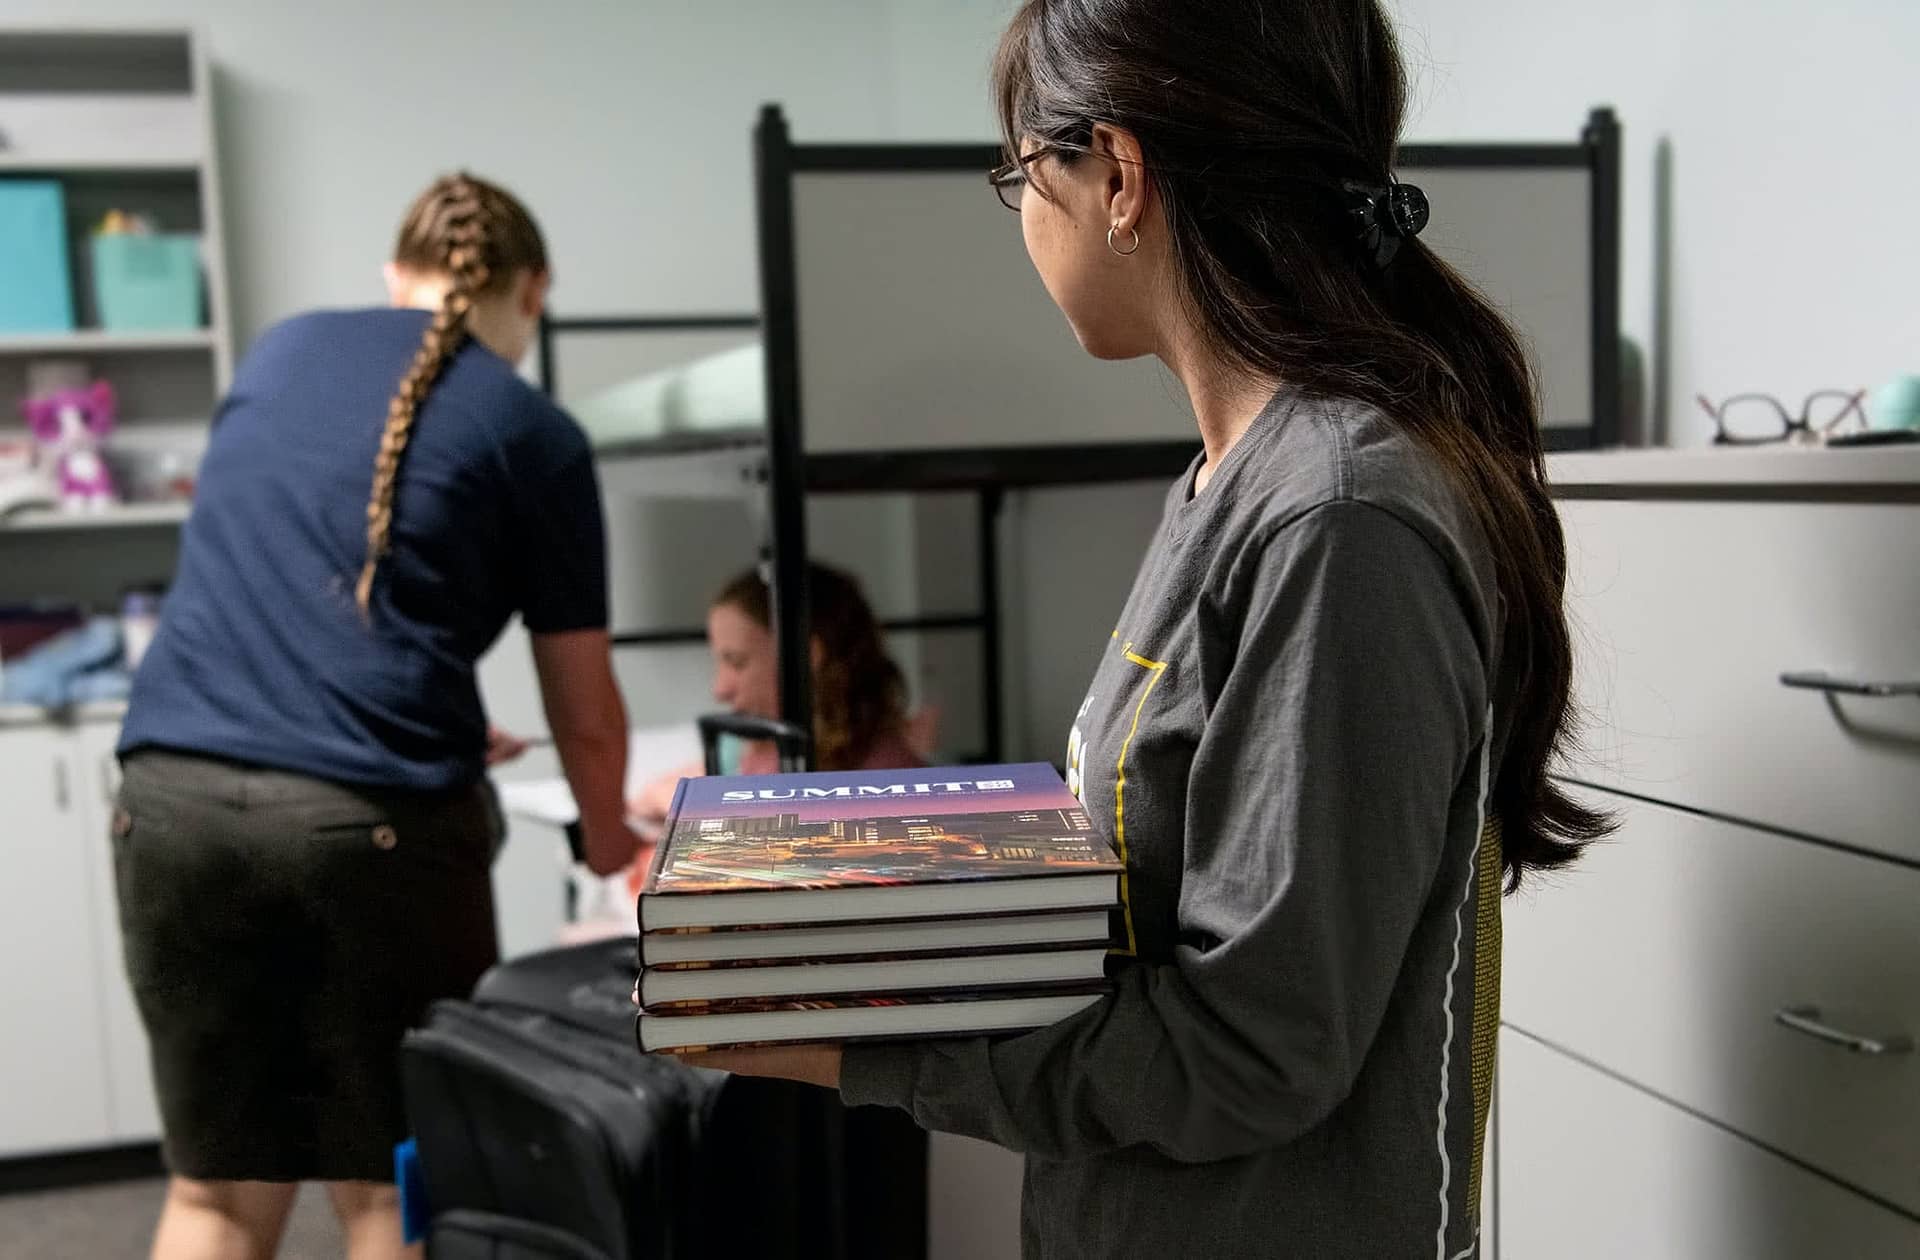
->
[988, 146, 1079, 212]
[1695, 390, 1868, 447]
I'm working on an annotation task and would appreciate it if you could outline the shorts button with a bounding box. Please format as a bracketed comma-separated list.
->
[371, 824, 399, 851]
[111, 809, 133, 838]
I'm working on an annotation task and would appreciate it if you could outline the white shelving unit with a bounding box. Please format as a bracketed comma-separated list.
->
[0, 27, 230, 558]
[0, 32, 229, 1157]
[0, 26, 227, 613]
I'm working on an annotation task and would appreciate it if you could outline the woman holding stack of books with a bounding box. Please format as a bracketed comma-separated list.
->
[676, 2, 1607, 1256]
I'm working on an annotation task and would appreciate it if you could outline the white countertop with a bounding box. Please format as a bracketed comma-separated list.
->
[1548, 443, 1920, 490]
[495, 723, 702, 827]
[0, 699, 129, 730]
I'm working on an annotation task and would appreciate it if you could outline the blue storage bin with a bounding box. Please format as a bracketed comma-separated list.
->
[0, 180, 77, 333]
[91, 233, 203, 331]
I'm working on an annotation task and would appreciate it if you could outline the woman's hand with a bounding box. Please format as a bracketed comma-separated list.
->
[627, 975, 840, 1085]
[485, 725, 531, 767]
[627, 761, 702, 824]
[666, 1043, 843, 1089]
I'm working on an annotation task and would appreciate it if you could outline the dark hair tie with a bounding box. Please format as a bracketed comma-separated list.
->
[1344, 179, 1430, 268]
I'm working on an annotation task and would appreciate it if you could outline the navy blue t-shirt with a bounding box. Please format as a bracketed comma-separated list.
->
[120, 308, 607, 791]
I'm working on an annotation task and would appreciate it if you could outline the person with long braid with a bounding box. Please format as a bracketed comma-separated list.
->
[113, 173, 641, 1260]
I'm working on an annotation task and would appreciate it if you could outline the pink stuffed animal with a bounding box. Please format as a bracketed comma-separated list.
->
[22, 381, 118, 512]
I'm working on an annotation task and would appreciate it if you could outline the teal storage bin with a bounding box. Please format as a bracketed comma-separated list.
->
[91, 233, 203, 331]
[0, 180, 77, 333]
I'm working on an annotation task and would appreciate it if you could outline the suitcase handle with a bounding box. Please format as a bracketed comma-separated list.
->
[697, 712, 810, 774]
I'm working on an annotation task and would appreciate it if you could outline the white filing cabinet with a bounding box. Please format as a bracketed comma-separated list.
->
[0, 718, 114, 1156]
[77, 719, 163, 1143]
[0, 709, 160, 1158]
[1497, 1028, 1920, 1258]
[1493, 449, 1920, 1256]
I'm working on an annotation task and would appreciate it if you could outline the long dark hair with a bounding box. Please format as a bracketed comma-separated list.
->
[995, 0, 1608, 885]
[714, 563, 910, 773]
[357, 172, 548, 615]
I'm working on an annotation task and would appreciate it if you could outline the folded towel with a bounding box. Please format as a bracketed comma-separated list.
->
[0, 616, 129, 708]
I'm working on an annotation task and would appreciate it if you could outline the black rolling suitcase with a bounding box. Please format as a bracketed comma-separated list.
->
[407, 940, 926, 1260]
[400, 715, 928, 1260]
[401, 941, 728, 1260]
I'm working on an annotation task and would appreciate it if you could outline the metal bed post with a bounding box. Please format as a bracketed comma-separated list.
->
[1584, 106, 1623, 450]
[977, 487, 1004, 764]
[536, 313, 557, 396]
[755, 104, 816, 766]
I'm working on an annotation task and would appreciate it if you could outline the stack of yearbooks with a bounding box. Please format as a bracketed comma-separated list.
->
[636, 762, 1122, 1053]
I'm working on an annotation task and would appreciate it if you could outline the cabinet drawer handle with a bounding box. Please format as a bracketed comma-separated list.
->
[1774, 1005, 1914, 1056]
[1779, 671, 1920, 698]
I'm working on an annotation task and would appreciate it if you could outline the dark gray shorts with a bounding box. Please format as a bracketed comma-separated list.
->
[112, 750, 500, 1182]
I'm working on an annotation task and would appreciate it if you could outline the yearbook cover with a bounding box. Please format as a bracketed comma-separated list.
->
[638, 763, 1122, 931]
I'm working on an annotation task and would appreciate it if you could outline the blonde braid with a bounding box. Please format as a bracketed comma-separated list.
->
[354, 175, 494, 616]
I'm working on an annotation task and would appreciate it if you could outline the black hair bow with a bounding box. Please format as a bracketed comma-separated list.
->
[1343, 179, 1430, 269]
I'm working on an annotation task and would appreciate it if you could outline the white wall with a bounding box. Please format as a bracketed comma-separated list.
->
[3, 0, 1006, 338]
[869, 0, 1920, 445]
[16, 0, 1903, 438]
[1391, 0, 1916, 445]
[878, 0, 1004, 141]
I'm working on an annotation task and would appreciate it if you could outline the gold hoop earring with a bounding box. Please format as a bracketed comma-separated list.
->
[1107, 223, 1140, 257]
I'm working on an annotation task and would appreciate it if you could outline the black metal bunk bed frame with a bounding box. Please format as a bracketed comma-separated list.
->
[752, 103, 1620, 765]
[538, 102, 1620, 772]
[534, 306, 1040, 766]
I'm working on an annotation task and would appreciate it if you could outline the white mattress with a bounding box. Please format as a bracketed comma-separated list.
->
[573, 342, 765, 448]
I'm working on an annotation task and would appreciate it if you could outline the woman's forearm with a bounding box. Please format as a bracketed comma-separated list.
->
[531, 628, 636, 874]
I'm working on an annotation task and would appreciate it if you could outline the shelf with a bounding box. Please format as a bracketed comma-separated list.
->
[1549, 444, 1920, 493]
[0, 699, 129, 730]
[0, 329, 215, 356]
[0, 156, 202, 174]
[0, 500, 189, 533]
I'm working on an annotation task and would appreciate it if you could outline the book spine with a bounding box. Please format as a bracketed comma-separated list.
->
[640, 978, 1112, 1015]
[642, 905, 1116, 936]
[643, 1030, 963, 1055]
[644, 936, 1115, 972]
[641, 1022, 1094, 1055]
[636, 775, 689, 923]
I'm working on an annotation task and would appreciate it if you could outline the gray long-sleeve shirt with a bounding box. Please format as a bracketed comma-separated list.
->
[841, 390, 1509, 1259]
